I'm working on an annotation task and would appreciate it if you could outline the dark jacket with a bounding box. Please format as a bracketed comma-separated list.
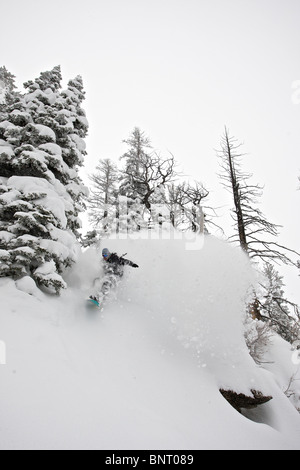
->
[104, 253, 138, 276]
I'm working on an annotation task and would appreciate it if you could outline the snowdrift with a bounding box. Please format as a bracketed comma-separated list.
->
[0, 232, 300, 449]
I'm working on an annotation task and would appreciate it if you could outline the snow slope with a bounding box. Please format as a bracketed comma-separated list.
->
[0, 233, 300, 450]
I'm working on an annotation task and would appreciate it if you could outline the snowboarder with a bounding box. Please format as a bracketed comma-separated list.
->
[89, 248, 139, 307]
[102, 248, 139, 273]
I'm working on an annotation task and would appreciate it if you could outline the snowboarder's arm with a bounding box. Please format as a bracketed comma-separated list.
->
[120, 258, 139, 268]
[108, 253, 139, 268]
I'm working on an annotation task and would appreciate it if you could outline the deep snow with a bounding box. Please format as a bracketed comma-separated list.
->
[0, 233, 300, 450]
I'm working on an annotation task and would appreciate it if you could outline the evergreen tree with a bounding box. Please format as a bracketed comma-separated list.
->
[119, 127, 153, 202]
[120, 127, 177, 228]
[0, 66, 17, 113]
[88, 158, 119, 234]
[80, 229, 98, 248]
[258, 263, 300, 343]
[0, 66, 88, 294]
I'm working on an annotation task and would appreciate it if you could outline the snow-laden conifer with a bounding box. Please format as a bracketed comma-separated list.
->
[0, 66, 88, 294]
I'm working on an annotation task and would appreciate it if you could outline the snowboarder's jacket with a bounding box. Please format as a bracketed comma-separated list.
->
[104, 252, 139, 276]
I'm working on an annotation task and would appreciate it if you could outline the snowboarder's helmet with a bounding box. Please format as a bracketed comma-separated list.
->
[102, 248, 110, 259]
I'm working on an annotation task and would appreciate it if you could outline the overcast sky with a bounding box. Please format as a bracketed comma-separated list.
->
[1, 0, 300, 301]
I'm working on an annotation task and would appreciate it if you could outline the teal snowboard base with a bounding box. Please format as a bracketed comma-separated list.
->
[87, 298, 100, 308]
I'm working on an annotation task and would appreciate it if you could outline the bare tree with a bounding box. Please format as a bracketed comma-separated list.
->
[217, 127, 299, 266]
[179, 181, 208, 232]
[120, 128, 178, 211]
[167, 180, 222, 234]
[166, 181, 206, 231]
[167, 182, 187, 228]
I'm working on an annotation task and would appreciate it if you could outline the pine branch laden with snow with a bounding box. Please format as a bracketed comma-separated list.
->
[0, 66, 88, 294]
[254, 263, 300, 344]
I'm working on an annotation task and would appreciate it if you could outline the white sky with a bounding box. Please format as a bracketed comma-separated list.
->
[1, 0, 300, 301]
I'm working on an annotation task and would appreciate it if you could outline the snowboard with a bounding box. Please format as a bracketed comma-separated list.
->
[86, 298, 100, 308]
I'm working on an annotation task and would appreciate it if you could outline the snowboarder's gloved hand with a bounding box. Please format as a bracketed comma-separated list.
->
[132, 264, 139, 268]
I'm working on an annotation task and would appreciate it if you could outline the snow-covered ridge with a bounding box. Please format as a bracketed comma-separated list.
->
[0, 234, 299, 449]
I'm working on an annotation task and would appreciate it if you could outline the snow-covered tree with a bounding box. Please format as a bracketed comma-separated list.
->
[119, 127, 177, 229]
[0, 66, 88, 294]
[119, 127, 152, 201]
[88, 158, 119, 234]
[244, 315, 274, 364]
[165, 180, 219, 234]
[0, 66, 17, 113]
[172, 181, 208, 233]
[258, 263, 300, 343]
[80, 229, 98, 248]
